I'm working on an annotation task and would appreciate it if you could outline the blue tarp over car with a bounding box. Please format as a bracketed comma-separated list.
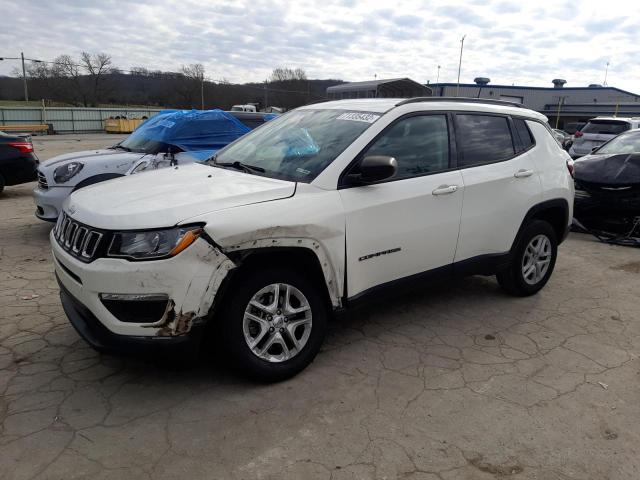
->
[125, 109, 261, 161]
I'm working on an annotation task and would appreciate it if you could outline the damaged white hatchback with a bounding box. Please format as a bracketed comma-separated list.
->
[53, 98, 574, 381]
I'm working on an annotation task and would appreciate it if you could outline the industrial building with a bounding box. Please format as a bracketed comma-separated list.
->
[430, 78, 640, 130]
[326, 78, 431, 100]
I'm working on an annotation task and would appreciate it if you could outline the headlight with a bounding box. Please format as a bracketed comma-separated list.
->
[54, 162, 84, 183]
[108, 226, 203, 260]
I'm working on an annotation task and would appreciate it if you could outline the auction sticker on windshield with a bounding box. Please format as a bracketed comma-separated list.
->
[336, 112, 380, 123]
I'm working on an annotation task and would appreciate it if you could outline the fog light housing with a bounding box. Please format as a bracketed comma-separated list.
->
[100, 293, 169, 324]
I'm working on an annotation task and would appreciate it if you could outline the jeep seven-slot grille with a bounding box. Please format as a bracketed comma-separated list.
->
[37, 171, 48, 189]
[54, 212, 104, 262]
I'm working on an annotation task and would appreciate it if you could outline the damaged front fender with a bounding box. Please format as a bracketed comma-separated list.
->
[123, 238, 237, 337]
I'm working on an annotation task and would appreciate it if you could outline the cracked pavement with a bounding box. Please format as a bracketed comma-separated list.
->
[1, 134, 640, 479]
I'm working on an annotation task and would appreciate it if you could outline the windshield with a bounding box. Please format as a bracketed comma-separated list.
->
[596, 131, 640, 154]
[212, 109, 380, 182]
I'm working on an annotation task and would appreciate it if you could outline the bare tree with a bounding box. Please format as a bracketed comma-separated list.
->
[177, 63, 205, 108]
[129, 66, 151, 76]
[182, 63, 205, 81]
[80, 52, 113, 106]
[52, 55, 89, 106]
[270, 67, 307, 82]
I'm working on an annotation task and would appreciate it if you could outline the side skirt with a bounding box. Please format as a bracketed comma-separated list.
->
[340, 252, 510, 312]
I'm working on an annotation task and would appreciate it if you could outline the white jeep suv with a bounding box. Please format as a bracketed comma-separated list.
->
[52, 98, 574, 381]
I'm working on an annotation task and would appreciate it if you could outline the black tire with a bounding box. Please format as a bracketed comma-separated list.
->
[0, 174, 4, 195]
[497, 220, 558, 297]
[219, 267, 328, 382]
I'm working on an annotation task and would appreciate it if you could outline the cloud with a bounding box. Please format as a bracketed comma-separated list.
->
[494, 1, 521, 13]
[0, 0, 639, 94]
[434, 5, 493, 28]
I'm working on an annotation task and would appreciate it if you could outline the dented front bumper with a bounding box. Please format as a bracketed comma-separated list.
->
[57, 278, 206, 354]
[52, 231, 235, 349]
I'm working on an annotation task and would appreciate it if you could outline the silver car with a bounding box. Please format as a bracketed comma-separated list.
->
[569, 117, 640, 158]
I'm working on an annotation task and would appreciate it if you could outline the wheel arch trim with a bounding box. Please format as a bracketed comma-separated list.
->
[223, 239, 342, 308]
[512, 198, 570, 252]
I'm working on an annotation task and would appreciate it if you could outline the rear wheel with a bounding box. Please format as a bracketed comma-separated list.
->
[497, 220, 557, 296]
[220, 267, 327, 382]
[0, 174, 5, 194]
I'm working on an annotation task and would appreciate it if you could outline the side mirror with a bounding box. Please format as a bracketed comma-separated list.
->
[591, 146, 599, 153]
[349, 155, 397, 184]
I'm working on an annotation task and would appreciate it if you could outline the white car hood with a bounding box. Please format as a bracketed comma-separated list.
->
[40, 149, 146, 169]
[65, 163, 296, 229]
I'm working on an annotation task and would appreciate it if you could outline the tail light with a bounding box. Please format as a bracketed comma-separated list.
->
[566, 159, 575, 178]
[574, 131, 583, 138]
[8, 141, 34, 154]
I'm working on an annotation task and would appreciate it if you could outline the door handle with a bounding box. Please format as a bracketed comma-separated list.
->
[514, 169, 534, 178]
[432, 184, 458, 195]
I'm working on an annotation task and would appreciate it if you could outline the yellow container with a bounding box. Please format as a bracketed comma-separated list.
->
[104, 118, 145, 133]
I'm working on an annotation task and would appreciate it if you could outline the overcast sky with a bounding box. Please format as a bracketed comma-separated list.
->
[1, 0, 639, 91]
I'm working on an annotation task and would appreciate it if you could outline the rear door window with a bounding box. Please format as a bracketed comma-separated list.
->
[581, 120, 630, 135]
[455, 114, 515, 167]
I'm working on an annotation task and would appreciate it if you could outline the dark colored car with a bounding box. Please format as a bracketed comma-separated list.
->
[574, 129, 640, 233]
[228, 111, 276, 129]
[564, 122, 586, 135]
[0, 131, 38, 194]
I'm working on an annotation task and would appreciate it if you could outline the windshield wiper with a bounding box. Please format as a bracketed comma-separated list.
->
[215, 160, 265, 174]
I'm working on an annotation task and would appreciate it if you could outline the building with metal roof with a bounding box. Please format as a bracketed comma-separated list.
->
[429, 78, 640, 130]
[327, 78, 431, 100]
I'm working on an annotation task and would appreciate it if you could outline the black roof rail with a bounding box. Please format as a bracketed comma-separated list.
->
[395, 97, 527, 108]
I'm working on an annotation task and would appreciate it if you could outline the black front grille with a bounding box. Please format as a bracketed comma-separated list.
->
[37, 171, 48, 189]
[54, 212, 104, 262]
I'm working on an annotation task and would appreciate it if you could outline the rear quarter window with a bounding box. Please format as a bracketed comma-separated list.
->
[513, 119, 535, 152]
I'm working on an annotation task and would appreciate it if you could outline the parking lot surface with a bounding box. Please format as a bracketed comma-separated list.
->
[1, 134, 640, 480]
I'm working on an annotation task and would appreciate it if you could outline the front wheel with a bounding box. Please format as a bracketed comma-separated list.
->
[220, 267, 328, 382]
[497, 220, 558, 296]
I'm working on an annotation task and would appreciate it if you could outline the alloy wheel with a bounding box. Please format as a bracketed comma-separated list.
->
[242, 283, 313, 363]
[521, 234, 552, 285]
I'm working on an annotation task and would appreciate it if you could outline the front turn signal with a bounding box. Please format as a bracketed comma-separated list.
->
[169, 228, 203, 257]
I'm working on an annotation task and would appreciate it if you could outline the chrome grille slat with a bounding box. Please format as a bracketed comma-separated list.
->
[37, 171, 48, 189]
[72, 227, 87, 253]
[82, 231, 103, 258]
[54, 212, 104, 262]
[64, 223, 77, 247]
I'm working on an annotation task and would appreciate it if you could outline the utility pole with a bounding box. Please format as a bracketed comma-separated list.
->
[555, 96, 564, 129]
[200, 74, 204, 109]
[0, 55, 43, 102]
[436, 65, 441, 84]
[264, 80, 269, 109]
[21, 52, 28, 102]
[456, 35, 466, 97]
[603, 61, 610, 86]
